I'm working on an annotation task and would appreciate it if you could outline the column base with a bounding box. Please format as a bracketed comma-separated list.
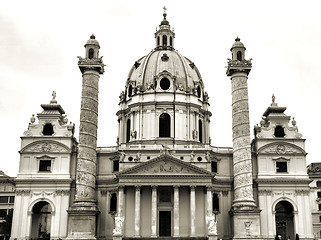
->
[67, 201, 100, 240]
[112, 234, 123, 240]
[231, 208, 262, 239]
[208, 234, 218, 240]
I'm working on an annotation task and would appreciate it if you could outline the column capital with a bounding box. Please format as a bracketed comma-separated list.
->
[190, 185, 196, 190]
[151, 185, 158, 190]
[173, 185, 180, 189]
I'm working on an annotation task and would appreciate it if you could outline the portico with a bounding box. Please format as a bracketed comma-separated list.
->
[115, 154, 215, 238]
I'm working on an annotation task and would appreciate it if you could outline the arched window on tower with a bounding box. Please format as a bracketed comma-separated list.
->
[197, 86, 201, 98]
[126, 119, 131, 142]
[159, 113, 170, 137]
[43, 123, 54, 136]
[213, 193, 219, 212]
[237, 51, 242, 61]
[128, 85, 133, 97]
[199, 120, 203, 143]
[89, 48, 94, 59]
[110, 193, 117, 213]
[274, 125, 285, 137]
[170, 37, 173, 47]
[162, 35, 167, 47]
[157, 36, 160, 47]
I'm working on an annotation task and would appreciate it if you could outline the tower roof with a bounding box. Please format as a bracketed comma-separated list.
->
[85, 34, 100, 48]
[231, 37, 246, 50]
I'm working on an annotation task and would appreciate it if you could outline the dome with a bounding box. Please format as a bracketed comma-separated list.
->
[126, 49, 203, 94]
[85, 34, 100, 47]
[231, 37, 245, 49]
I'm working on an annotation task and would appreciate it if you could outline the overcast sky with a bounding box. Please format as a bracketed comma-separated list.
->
[1, 0, 320, 177]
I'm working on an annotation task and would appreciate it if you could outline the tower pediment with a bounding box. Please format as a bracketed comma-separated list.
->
[118, 153, 213, 179]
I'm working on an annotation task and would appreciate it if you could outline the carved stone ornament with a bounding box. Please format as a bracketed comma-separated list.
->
[113, 215, 124, 236]
[23, 142, 69, 153]
[261, 143, 303, 155]
[276, 144, 286, 154]
[139, 160, 192, 174]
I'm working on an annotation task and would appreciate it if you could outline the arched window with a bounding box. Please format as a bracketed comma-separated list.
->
[43, 123, 54, 136]
[159, 113, 170, 137]
[110, 193, 117, 212]
[237, 51, 242, 61]
[157, 36, 160, 46]
[162, 35, 167, 47]
[213, 193, 219, 212]
[89, 48, 94, 59]
[128, 85, 133, 97]
[126, 119, 131, 142]
[198, 120, 203, 143]
[170, 37, 173, 47]
[113, 160, 119, 172]
[274, 125, 285, 137]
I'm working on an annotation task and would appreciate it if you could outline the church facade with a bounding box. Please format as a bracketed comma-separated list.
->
[9, 11, 316, 240]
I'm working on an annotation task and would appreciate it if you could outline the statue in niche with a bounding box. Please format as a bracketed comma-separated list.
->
[192, 129, 198, 140]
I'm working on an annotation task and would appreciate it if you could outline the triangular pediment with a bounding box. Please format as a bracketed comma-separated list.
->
[118, 153, 213, 178]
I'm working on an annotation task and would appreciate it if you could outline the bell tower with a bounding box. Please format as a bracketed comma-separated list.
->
[226, 38, 261, 239]
[67, 34, 105, 240]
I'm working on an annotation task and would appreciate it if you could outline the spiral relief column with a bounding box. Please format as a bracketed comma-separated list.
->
[226, 38, 261, 239]
[67, 34, 105, 240]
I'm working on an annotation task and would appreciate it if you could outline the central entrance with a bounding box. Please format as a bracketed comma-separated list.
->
[159, 211, 171, 236]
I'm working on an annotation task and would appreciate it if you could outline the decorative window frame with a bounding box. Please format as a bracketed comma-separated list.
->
[155, 70, 175, 92]
[36, 155, 55, 173]
[273, 157, 290, 173]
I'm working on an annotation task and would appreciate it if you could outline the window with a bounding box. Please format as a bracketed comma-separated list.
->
[317, 181, 321, 187]
[42, 123, 54, 136]
[39, 160, 51, 172]
[199, 120, 203, 143]
[319, 216, 321, 222]
[113, 160, 119, 172]
[162, 35, 167, 47]
[197, 86, 201, 98]
[128, 85, 133, 97]
[126, 119, 131, 143]
[197, 157, 202, 162]
[274, 125, 285, 137]
[170, 37, 173, 47]
[211, 161, 217, 173]
[318, 192, 321, 199]
[237, 51, 242, 61]
[160, 78, 170, 90]
[88, 48, 94, 59]
[157, 36, 160, 46]
[276, 161, 287, 173]
[159, 188, 171, 203]
[159, 113, 170, 137]
[110, 193, 117, 212]
[9, 196, 14, 203]
[318, 204, 321, 211]
[213, 193, 219, 212]
[0, 196, 8, 203]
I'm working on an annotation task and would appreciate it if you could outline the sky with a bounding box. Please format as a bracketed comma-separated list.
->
[0, 0, 320, 177]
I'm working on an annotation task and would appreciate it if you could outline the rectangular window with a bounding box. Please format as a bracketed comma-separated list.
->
[113, 160, 119, 172]
[276, 161, 287, 172]
[317, 181, 321, 187]
[213, 193, 219, 212]
[0, 196, 8, 203]
[319, 216, 321, 222]
[211, 161, 217, 173]
[318, 204, 321, 211]
[39, 160, 51, 172]
[159, 188, 171, 203]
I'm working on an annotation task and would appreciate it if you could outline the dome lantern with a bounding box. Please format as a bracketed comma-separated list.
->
[155, 6, 175, 50]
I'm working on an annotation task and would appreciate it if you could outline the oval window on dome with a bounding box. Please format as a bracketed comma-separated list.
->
[160, 78, 170, 91]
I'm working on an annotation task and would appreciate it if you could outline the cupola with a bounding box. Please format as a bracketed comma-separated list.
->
[230, 37, 246, 61]
[85, 34, 100, 59]
[155, 7, 175, 50]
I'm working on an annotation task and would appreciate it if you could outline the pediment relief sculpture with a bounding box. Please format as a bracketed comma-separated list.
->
[21, 141, 70, 153]
[257, 143, 305, 155]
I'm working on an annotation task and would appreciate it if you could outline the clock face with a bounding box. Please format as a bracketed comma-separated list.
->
[276, 144, 286, 154]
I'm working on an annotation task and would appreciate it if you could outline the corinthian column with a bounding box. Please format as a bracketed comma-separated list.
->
[67, 34, 105, 240]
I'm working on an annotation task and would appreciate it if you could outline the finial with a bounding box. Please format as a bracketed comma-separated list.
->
[291, 117, 297, 126]
[272, 94, 275, 103]
[235, 36, 240, 42]
[30, 114, 35, 124]
[51, 91, 57, 104]
[90, 34, 95, 39]
[163, 6, 167, 19]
